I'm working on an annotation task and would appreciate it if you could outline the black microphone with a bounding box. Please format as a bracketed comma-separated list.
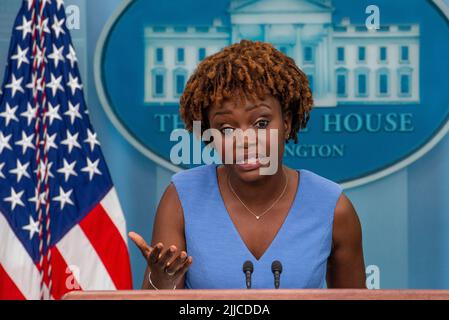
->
[242, 261, 254, 289]
[271, 260, 283, 289]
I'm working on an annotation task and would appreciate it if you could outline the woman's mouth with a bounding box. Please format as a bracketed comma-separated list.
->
[235, 156, 269, 171]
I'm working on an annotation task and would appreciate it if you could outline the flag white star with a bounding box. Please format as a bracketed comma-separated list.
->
[82, 158, 102, 181]
[0, 163, 5, 179]
[64, 102, 82, 124]
[56, 0, 65, 10]
[34, 160, 54, 180]
[29, 189, 46, 211]
[0, 103, 19, 126]
[0, 133, 13, 154]
[21, 103, 37, 126]
[66, 74, 83, 95]
[33, 46, 47, 67]
[36, 17, 50, 35]
[51, 15, 66, 38]
[16, 16, 32, 40]
[4, 188, 25, 211]
[47, 73, 64, 96]
[85, 129, 100, 151]
[9, 159, 31, 183]
[66, 45, 77, 68]
[45, 102, 62, 125]
[42, 133, 58, 152]
[26, 74, 44, 95]
[26, 0, 34, 10]
[11, 45, 30, 69]
[41, 0, 52, 7]
[15, 131, 35, 155]
[48, 44, 65, 68]
[61, 130, 81, 153]
[53, 187, 74, 210]
[22, 215, 40, 240]
[5, 74, 25, 97]
[57, 159, 77, 182]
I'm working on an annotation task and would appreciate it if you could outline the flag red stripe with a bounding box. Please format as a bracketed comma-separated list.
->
[0, 264, 26, 300]
[79, 204, 133, 289]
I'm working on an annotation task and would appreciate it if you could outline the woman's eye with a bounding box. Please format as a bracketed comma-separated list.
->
[255, 120, 270, 129]
[221, 127, 235, 136]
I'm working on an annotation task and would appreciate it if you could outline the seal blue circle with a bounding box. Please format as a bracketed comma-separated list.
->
[95, 0, 449, 186]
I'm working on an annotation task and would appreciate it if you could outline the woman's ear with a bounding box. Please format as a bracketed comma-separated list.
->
[283, 110, 292, 141]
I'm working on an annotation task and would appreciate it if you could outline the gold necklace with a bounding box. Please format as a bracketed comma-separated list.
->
[227, 168, 289, 220]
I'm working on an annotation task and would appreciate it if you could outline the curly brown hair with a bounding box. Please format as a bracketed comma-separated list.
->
[179, 39, 314, 143]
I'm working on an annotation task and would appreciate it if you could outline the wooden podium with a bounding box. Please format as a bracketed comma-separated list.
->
[63, 289, 449, 300]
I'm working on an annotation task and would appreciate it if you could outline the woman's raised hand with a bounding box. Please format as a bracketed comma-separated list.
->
[128, 231, 193, 289]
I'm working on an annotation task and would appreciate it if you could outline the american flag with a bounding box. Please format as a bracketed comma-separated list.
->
[0, 0, 132, 299]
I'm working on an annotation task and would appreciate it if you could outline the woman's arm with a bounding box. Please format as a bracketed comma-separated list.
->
[326, 193, 366, 288]
[129, 182, 192, 290]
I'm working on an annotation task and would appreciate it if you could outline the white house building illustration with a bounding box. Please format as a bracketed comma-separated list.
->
[144, 0, 420, 107]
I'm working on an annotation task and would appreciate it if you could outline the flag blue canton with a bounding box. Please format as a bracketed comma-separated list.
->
[0, 0, 113, 264]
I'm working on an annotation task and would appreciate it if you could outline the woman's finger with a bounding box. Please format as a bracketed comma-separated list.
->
[165, 251, 188, 274]
[149, 242, 163, 265]
[158, 245, 178, 267]
[173, 255, 193, 278]
[128, 232, 152, 259]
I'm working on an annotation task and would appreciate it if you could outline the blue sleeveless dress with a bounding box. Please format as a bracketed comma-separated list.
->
[171, 164, 342, 289]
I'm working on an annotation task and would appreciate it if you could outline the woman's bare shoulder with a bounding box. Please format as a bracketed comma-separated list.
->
[157, 183, 183, 221]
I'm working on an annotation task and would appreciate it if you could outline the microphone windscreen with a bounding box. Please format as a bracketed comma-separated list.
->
[271, 260, 283, 273]
[243, 260, 254, 273]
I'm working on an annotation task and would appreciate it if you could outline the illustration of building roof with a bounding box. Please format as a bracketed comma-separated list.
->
[229, 0, 333, 13]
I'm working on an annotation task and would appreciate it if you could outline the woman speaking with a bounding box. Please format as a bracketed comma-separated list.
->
[129, 40, 366, 290]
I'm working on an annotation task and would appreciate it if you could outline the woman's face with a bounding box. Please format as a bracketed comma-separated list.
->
[208, 94, 292, 183]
